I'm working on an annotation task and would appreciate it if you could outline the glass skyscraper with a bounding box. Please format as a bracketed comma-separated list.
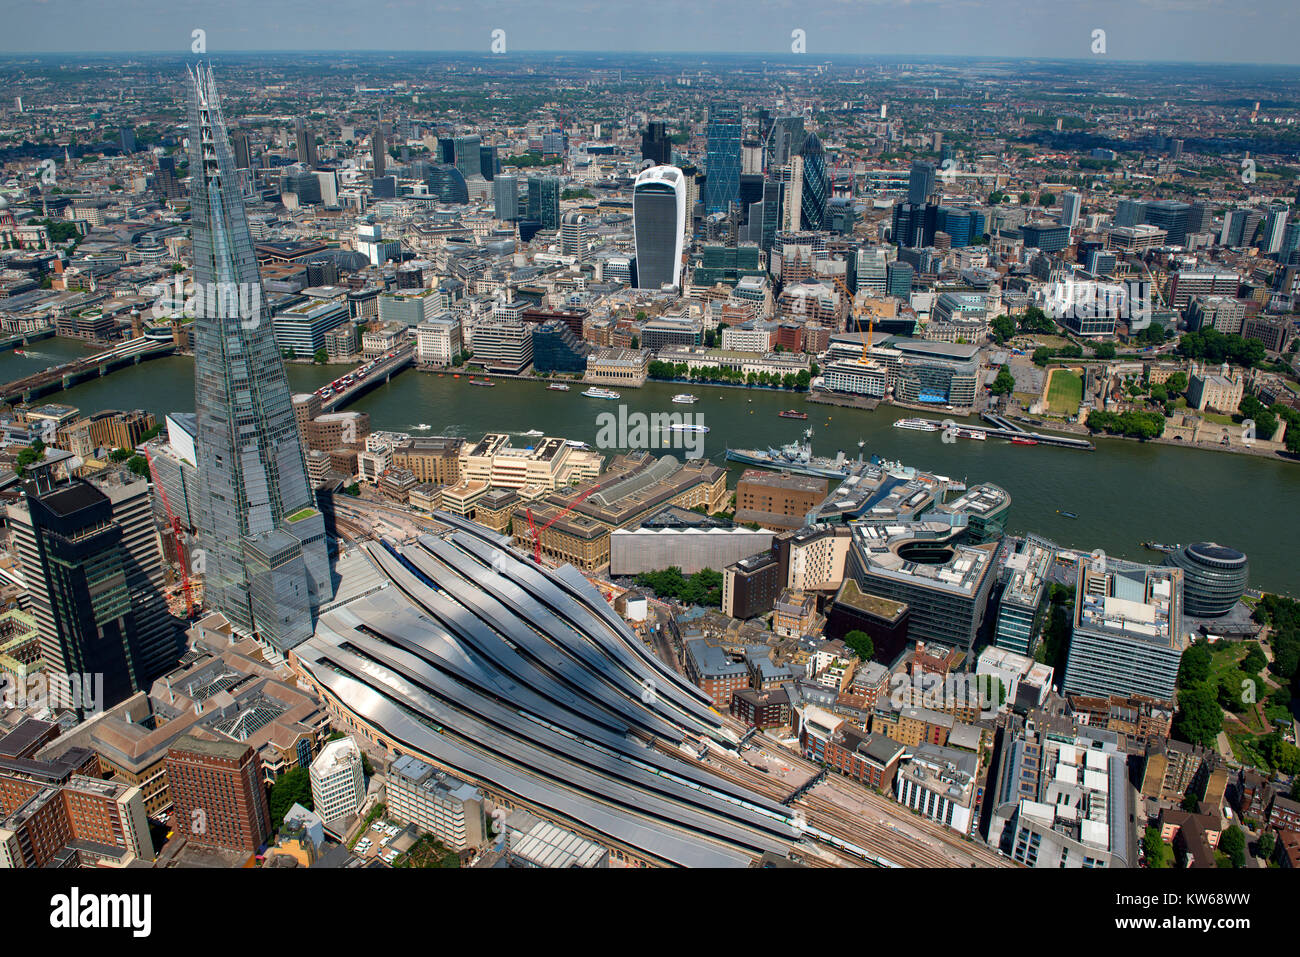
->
[799, 132, 830, 231]
[186, 65, 332, 655]
[704, 104, 741, 215]
[527, 175, 562, 230]
[633, 165, 686, 289]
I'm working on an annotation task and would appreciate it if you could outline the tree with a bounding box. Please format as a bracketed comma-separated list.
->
[108, 447, 133, 463]
[844, 630, 874, 661]
[1173, 683, 1222, 747]
[313, 348, 328, 364]
[1257, 830, 1276, 862]
[1039, 192, 1056, 207]
[1179, 640, 1212, 687]
[1143, 826, 1172, 868]
[1219, 825, 1246, 868]
[268, 767, 312, 829]
[990, 314, 1016, 344]
[126, 455, 150, 478]
[992, 365, 1016, 396]
[1093, 342, 1117, 360]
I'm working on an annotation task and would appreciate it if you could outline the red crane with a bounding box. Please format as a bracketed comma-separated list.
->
[523, 472, 619, 564]
[142, 448, 196, 618]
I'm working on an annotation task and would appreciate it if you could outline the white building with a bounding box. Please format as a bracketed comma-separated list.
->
[416, 314, 463, 366]
[309, 736, 366, 825]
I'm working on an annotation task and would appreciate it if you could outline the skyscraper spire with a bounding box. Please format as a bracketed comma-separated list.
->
[185, 64, 332, 655]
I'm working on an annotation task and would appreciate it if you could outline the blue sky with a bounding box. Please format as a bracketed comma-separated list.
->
[3, 0, 1297, 65]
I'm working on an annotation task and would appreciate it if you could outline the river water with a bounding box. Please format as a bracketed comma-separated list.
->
[7, 338, 1297, 594]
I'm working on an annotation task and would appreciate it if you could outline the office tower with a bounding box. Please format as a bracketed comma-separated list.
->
[856, 247, 888, 295]
[452, 134, 482, 182]
[372, 112, 386, 178]
[186, 65, 332, 655]
[1220, 207, 1263, 248]
[799, 132, 830, 231]
[1187, 201, 1214, 236]
[765, 116, 805, 171]
[119, 125, 137, 154]
[526, 174, 562, 230]
[1262, 205, 1289, 255]
[165, 735, 272, 853]
[633, 164, 686, 289]
[782, 156, 803, 232]
[641, 120, 671, 166]
[561, 212, 590, 261]
[1143, 200, 1191, 246]
[229, 128, 252, 171]
[154, 155, 184, 201]
[886, 260, 914, 297]
[1059, 191, 1082, 229]
[1114, 198, 1146, 228]
[294, 116, 318, 169]
[704, 104, 741, 215]
[494, 173, 519, 221]
[371, 175, 396, 199]
[892, 201, 921, 248]
[6, 471, 180, 711]
[1062, 560, 1184, 701]
[425, 164, 469, 204]
[479, 144, 499, 180]
[908, 160, 936, 205]
[309, 736, 366, 824]
[737, 173, 764, 227]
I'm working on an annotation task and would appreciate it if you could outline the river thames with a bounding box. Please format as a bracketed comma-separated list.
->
[6, 338, 1298, 594]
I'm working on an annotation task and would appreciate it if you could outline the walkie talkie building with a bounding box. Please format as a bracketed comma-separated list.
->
[186, 65, 332, 654]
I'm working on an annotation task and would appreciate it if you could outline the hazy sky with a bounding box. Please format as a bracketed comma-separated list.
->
[3, 0, 1298, 65]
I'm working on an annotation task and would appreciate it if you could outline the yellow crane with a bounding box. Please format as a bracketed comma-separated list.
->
[827, 274, 874, 362]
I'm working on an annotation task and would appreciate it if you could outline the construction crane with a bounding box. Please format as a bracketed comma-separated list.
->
[828, 274, 875, 362]
[142, 449, 196, 618]
[522, 469, 627, 564]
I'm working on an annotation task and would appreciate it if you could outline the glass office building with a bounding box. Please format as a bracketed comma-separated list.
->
[633, 165, 686, 289]
[704, 104, 741, 215]
[799, 133, 830, 231]
[186, 65, 332, 654]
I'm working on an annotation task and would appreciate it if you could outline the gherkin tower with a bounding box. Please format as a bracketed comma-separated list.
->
[186, 65, 332, 654]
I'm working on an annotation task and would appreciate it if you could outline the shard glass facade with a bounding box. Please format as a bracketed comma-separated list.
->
[186, 65, 332, 654]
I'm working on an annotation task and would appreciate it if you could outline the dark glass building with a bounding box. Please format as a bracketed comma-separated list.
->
[527, 175, 562, 230]
[425, 164, 469, 204]
[642, 121, 671, 166]
[908, 160, 936, 205]
[531, 320, 592, 374]
[8, 472, 180, 712]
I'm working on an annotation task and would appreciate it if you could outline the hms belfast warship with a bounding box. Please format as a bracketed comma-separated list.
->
[725, 429, 864, 480]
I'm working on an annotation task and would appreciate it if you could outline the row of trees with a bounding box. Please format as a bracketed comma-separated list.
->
[1084, 408, 1166, 440]
[633, 567, 723, 608]
[1177, 328, 1267, 368]
[646, 360, 811, 391]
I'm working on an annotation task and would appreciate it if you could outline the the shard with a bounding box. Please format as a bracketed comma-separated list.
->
[186, 64, 332, 654]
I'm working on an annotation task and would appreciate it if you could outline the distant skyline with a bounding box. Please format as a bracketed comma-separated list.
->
[3, 0, 1299, 67]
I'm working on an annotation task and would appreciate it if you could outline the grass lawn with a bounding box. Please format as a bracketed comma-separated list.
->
[1045, 368, 1083, 414]
[1201, 411, 1236, 426]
